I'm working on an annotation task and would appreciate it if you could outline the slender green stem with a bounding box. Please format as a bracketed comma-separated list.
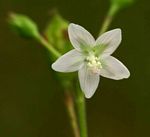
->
[99, 4, 119, 35]
[75, 88, 88, 137]
[65, 90, 80, 137]
[37, 35, 61, 59]
[73, 4, 120, 137]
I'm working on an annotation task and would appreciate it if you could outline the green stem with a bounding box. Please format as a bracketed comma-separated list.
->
[73, 4, 120, 137]
[37, 35, 61, 59]
[75, 88, 88, 137]
[99, 4, 119, 35]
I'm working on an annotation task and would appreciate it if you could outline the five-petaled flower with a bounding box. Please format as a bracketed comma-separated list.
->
[52, 23, 130, 98]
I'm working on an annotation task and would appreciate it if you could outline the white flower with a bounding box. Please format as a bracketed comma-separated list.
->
[52, 23, 130, 98]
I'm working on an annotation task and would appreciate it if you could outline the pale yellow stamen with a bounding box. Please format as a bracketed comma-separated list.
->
[86, 54, 102, 74]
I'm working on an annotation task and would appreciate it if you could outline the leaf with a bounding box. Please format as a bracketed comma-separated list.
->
[45, 14, 72, 54]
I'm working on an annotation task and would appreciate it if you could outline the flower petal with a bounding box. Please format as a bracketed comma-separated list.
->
[95, 29, 122, 56]
[52, 49, 85, 72]
[100, 56, 130, 80]
[78, 65, 100, 98]
[68, 23, 95, 51]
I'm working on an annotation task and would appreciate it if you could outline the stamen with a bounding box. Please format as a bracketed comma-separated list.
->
[86, 54, 102, 74]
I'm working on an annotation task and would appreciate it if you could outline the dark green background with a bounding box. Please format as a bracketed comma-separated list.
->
[0, 0, 150, 137]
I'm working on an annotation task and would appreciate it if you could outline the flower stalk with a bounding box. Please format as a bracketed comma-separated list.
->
[75, 87, 88, 137]
[99, 4, 119, 35]
[37, 35, 61, 59]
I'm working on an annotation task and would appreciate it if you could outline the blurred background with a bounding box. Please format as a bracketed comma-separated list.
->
[0, 0, 150, 137]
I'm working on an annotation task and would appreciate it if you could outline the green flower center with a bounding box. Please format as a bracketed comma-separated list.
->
[86, 54, 102, 74]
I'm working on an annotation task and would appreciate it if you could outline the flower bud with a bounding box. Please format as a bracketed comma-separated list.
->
[8, 13, 40, 39]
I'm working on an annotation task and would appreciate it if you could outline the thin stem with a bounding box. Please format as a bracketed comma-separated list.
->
[75, 88, 88, 137]
[73, 5, 120, 137]
[99, 4, 119, 35]
[65, 90, 80, 137]
[37, 35, 61, 59]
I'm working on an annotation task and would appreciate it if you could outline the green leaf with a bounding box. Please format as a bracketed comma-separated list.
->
[45, 14, 76, 84]
[45, 14, 72, 54]
[8, 13, 40, 39]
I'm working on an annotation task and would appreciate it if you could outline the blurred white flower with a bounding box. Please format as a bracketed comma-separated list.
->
[52, 23, 130, 98]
